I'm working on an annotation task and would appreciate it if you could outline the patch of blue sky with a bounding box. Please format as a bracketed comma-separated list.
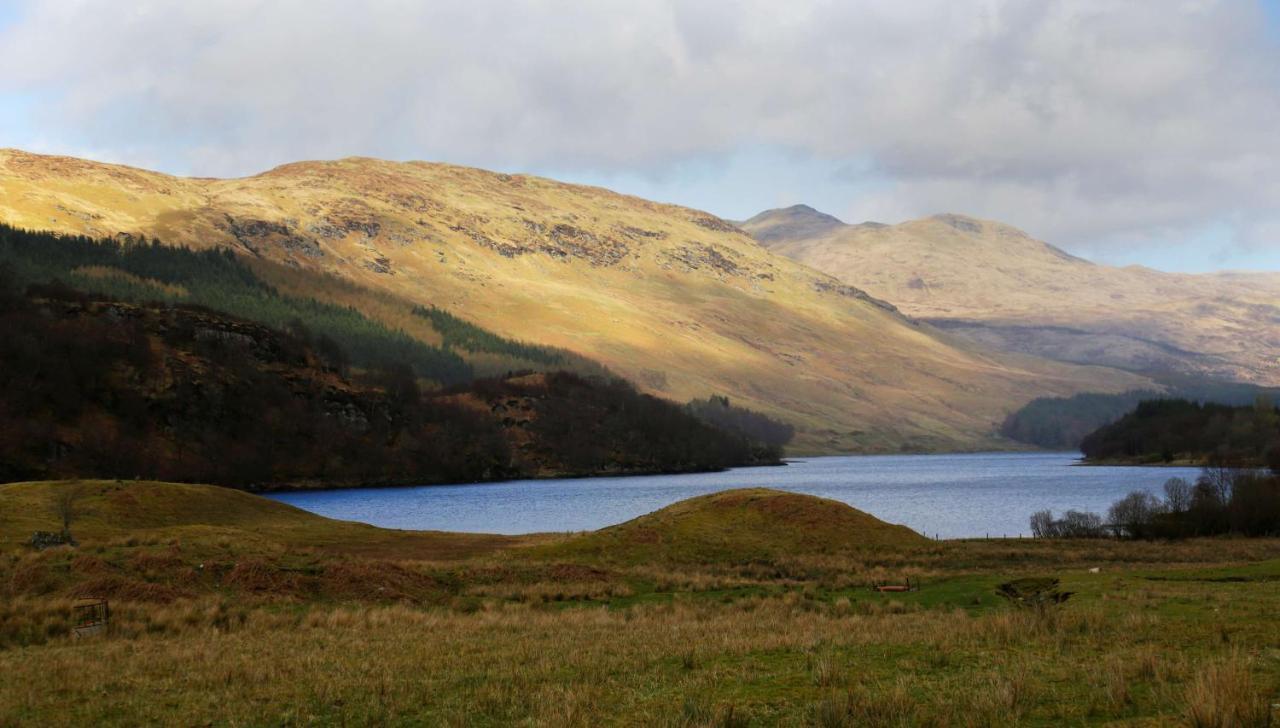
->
[1085, 221, 1280, 274]
[1263, 0, 1280, 34]
[0, 2, 36, 146]
[0, 1, 22, 29]
[0, 91, 41, 147]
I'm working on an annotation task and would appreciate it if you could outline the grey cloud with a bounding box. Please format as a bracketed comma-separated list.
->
[1, 0, 1278, 257]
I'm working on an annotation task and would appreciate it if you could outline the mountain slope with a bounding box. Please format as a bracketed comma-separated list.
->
[0, 279, 776, 487]
[748, 208, 1280, 385]
[0, 149, 1150, 453]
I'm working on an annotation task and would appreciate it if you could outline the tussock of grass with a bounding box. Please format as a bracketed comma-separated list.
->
[1185, 654, 1274, 728]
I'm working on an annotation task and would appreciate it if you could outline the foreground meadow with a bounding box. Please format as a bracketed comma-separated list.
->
[2, 481, 1279, 726]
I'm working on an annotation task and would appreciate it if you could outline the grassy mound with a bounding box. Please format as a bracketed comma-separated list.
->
[536, 488, 928, 564]
[0, 480, 520, 560]
[3, 480, 325, 536]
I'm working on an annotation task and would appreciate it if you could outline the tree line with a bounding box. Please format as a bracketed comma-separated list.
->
[684, 395, 795, 448]
[0, 223, 472, 384]
[1031, 467, 1280, 539]
[1001, 391, 1159, 449]
[1002, 378, 1280, 451]
[0, 284, 779, 488]
[1079, 398, 1280, 469]
[412, 305, 568, 366]
[0, 224, 784, 488]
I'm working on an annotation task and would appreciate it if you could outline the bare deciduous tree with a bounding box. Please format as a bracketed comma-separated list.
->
[53, 485, 82, 542]
[1163, 477, 1192, 514]
[1108, 490, 1165, 539]
[1030, 510, 1054, 538]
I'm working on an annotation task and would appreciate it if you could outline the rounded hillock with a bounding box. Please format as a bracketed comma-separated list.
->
[0, 480, 331, 548]
[535, 488, 928, 563]
[0, 479, 521, 559]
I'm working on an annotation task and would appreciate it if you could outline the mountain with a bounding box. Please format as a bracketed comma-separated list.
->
[748, 208, 1280, 386]
[0, 149, 1150, 453]
[738, 204, 847, 244]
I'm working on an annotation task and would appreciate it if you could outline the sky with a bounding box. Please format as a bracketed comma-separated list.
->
[1, 0, 1279, 273]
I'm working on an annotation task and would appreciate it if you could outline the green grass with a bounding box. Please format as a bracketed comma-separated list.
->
[2, 481, 1279, 726]
[0, 480, 526, 559]
[533, 488, 928, 565]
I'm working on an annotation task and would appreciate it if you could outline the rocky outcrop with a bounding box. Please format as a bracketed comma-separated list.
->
[222, 215, 324, 259]
[29, 531, 76, 550]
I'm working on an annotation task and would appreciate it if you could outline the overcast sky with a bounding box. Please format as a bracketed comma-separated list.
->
[2, 0, 1279, 272]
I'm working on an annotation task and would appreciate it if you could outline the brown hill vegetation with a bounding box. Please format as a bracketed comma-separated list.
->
[536, 488, 928, 563]
[746, 208, 1280, 385]
[0, 149, 1151, 452]
[4, 479, 1280, 725]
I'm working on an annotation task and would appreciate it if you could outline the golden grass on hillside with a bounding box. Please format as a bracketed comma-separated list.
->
[0, 480, 526, 558]
[71, 265, 191, 298]
[537, 488, 928, 564]
[750, 210, 1280, 386]
[0, 148, 1152, 453]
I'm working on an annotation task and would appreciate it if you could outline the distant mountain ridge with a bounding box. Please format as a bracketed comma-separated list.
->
[746, 206, 1280, 386]
[738, 204, 848, 243]
[0, 149, 1151, 453]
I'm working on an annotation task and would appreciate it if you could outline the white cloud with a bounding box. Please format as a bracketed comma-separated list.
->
[1, 0, 1278, 264]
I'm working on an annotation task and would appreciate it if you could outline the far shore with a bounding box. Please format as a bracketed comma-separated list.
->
[1072, 457, 1206, 468]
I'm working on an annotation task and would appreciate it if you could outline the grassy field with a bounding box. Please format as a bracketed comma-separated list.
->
[2, 480, 1279, 726]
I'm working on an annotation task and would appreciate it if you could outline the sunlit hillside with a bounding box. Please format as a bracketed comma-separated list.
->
[746, 207, 1280, 385]
[0, 150, 1151, 453]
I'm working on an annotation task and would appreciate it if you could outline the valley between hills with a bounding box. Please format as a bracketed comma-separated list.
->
[4, 152, 1280, 726]
[743, 205, 1280, 386]
[9, 4, 1280, 726]
[0, 147, 1162, 455]
[0, 149, 1154, 455]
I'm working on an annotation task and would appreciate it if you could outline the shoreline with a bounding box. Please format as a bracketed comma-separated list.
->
[1072, 458, 1205, 468]
[245, 457, 789, 494]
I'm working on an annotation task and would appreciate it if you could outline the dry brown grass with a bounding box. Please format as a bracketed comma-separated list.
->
[3, 482, 1280, 725]
[1185, 654, 1274, 728]
[2, 585, 1275, 726]
[0, 479, 532, 557]
[753, 210, 1280, 386]
[536, 488, 929, 565]
[71, 264, 190, 298]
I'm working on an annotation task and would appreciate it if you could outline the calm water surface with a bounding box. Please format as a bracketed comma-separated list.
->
[267, 452, 1203, 538]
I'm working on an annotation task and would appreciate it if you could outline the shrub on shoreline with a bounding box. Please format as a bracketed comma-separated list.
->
[1031, 468, 1280, 539]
